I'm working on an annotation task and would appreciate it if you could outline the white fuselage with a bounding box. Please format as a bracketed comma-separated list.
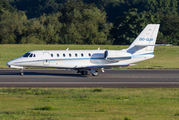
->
[6, 49, 154, 69]
[6, 24, 160, 76]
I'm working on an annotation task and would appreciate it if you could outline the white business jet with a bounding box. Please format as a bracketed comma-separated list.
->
[6, 24, 160, 76]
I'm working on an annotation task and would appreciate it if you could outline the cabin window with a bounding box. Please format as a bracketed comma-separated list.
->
[69, 53, 71, 57]
[57, 54, 59, 57]
[81, 53, 84, 57]
[63, 54, 65, 57]
[23, 53, 30, 57]
[75, 53, 77, 57]
[29, 54, 33, 57]
[51, 54, 53, 57]
[33, 54, 36, 57]
[89, 53, 91, 57]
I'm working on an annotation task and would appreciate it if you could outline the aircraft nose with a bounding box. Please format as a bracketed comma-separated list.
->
[6, 61, 11, 67]
[6, 60, 14, 67]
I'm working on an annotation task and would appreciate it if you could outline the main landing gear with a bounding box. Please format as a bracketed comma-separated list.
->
[77, 70, 88, 75]
[91, 69, 99, 76]
[20, 68, 24, 76]
[81, 71, 88, 75]
[77, 69, 99, 76]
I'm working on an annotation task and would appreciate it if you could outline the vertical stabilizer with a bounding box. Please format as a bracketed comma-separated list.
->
[127, 24, 160, 54]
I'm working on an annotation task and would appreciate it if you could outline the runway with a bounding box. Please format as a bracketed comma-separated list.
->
[0, 69, 179, 88]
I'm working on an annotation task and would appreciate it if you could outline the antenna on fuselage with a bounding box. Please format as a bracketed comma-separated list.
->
[66, 48, 69, 50]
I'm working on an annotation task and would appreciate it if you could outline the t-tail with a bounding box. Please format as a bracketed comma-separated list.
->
[127, 24, 160, 55]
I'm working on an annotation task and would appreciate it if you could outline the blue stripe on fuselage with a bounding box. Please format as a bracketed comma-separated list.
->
[131, 52, 153, 58]
[14, 52, 153, 64]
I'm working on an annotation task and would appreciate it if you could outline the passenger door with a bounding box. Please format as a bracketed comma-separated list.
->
[43, 52, 50, 65]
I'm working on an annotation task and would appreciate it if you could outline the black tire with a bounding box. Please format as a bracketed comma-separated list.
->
[81, 71, 88, 75]
[20, 72, 24, 76]
[92, 71, 98, 76]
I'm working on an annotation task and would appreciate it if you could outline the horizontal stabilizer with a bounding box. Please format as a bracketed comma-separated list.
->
[136, 44, 172, 47]
[129, 64, 136, 66]
[136, 45, 155, 47]
[155, 44, 172, 46]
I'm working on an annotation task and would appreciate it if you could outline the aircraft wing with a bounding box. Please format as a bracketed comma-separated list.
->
[74, 64, 129, 70]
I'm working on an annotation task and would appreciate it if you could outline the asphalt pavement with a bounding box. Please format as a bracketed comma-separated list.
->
[0, 69, 179, 88]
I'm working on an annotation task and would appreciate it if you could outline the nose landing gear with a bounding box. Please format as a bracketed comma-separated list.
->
[20, 68, 24, 76]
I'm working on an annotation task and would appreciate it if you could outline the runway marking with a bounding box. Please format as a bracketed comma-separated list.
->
[1, 82, 179, 84]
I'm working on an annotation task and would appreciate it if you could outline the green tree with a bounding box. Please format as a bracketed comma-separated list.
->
[38, 13, 63, 44]
[59, 1, 111, 44]
[158, 15, 179, 45]
[0, 1, 27, 44]
[10, 0, 64, 19]
[143, 0, 178, 16]
[0, 0, 15, 14]
[0, 10, 27, 44]
[21, 18, 45, 44]
[112, 8, 160, 45]
[21, 12, 63, 44]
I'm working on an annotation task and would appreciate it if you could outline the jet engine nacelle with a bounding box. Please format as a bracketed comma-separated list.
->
[104, 50, 131, 61]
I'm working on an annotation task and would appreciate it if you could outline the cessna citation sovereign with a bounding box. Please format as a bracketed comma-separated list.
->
[6, 24, 160, 76]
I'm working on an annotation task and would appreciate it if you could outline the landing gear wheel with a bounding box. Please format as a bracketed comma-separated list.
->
[81, 71, 88, 75]
[20, 72, 24, 76]
[20, 68, 24, 76]
[91, 69, 99, 76]
[92, 71, 99, 76]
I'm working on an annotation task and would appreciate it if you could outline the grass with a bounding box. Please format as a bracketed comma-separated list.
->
[0, 88, 179, 119]
[34, 106, 55, 110]
[1, 44, 179, 69]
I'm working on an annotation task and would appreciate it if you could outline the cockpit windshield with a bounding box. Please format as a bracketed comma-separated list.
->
[29, 54, 33, 57]
[23, 53, 31, 57]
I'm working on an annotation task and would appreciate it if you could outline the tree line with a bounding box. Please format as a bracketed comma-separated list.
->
[1, 0, 179, 45]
